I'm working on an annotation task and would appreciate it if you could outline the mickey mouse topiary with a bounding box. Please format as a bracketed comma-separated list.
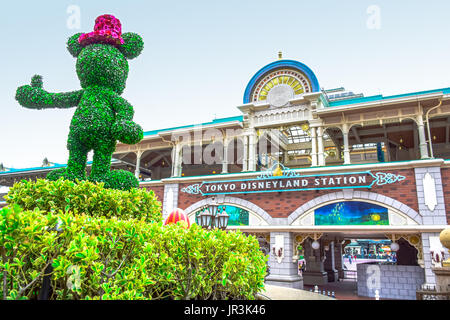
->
[15, 14, 144, 191]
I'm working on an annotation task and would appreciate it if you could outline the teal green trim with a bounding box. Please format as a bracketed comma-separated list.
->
[328, 87, 450, 108]
[143, 115, 243, 137]
[0, 160, 119, 175]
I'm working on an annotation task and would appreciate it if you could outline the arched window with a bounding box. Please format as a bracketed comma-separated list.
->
[314, 201, 389, 226]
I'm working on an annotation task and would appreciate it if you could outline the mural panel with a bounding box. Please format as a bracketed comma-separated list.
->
[314, 201, 389, 225]
[195, 205, 249, 226]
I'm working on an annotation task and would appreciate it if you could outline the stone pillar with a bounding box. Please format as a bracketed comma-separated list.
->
[242, 135, 249, 172]
[334, 241, 344, 280]
[302, 239, 328, 285]
[416, 115, 430, 159]
[421, 232, 440, 286]
[248, 131, 257, 171]
[342, 124, 351, 165]
[222, 136, 229, 174]
[414, 166, 447, 226]
[324, 241, 338, 282]
[317, 126, 325, 166]
[170, 144, 177, 177]
[265, 232, 303, 289]
[171, 143, 183, 177]
[310, 127, 318, 167]
[162, 183, 179, 220]
[135, 150, 143, 180]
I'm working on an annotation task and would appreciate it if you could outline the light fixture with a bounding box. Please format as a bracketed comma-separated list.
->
[216, 207, 230, 230]
[198, 206, 212, 228]
[311, 240, 320, 250]
[197, 201, 229, 231]
[300, 123, 310, 132]
[390, 242, 400, 252]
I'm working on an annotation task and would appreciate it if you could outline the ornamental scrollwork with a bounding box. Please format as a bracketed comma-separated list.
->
[181, 183, 203, 195]
[372, 172, 406, 186]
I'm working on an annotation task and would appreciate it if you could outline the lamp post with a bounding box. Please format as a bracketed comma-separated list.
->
[197, 201, 229, 230]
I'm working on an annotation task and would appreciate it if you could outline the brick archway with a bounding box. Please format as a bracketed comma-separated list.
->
[287, 189, 422, 225]
[184, 196, 274, 225]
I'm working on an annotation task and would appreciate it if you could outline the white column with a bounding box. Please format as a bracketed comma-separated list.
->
[317, 126, 325, 166]
[171, 143, 182, 177]
[170, 144, 177, 177]
[342, 124, 351, 165]
[222, 136, 229, 174]
[265, 232, 303, 289]
[242, 135, 248, 172]
[248, 131, 257, 171]
[134, 150, 143, 179]
[176, 143, 183, 177]
[416, 116, 430, 159]
[310, 127, 318, 167]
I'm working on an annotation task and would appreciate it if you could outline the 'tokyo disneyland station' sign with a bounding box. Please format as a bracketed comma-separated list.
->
[181, 163, 406, 196]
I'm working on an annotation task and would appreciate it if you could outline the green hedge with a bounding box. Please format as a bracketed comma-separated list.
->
[0, 205, 267, 300]
[5, 178, 162, 223]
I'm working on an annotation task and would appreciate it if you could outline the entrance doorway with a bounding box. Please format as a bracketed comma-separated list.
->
[300, 234, 422, 300]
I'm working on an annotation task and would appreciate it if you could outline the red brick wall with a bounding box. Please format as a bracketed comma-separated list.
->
[142, 185, 165, 204]
[441, 167, 450, 224]
[177, 169, 418, 218]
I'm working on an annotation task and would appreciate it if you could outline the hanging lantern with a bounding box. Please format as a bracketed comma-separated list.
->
[216, 207, 229, 230]
[390, 242, 400, 252]
[198, 206, 213, 229]
[164, 208, 190, 228]
[311, 240, 320, 250]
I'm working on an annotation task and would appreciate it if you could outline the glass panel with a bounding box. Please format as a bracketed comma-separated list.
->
[315, 202, 389, 226]
[195, 205, 249, 226]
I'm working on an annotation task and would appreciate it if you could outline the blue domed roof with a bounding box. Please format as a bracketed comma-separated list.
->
[243, 59, 320, 104]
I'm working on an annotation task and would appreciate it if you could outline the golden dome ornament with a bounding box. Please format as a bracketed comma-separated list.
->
[273, 164, 283, 177]
[439, 228, 450, 267]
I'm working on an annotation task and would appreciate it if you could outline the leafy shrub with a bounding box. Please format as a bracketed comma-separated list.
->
[5, 179, 162, 223]
[0, 205, 267, 300]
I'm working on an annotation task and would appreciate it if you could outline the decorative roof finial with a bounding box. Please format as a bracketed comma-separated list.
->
[42, 157, 50, 167]
[278, 51, 283, 60]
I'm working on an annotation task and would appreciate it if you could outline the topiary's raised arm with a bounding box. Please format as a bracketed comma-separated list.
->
[16, 75, 83, 109]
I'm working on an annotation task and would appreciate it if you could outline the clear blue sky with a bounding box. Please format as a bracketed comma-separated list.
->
[2, 0, 450, 169]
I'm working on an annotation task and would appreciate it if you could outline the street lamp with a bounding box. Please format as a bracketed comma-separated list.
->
[216, 207, 230, 230]
[197, 201, 229, 230]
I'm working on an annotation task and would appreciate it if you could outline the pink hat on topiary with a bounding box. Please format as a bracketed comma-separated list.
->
[78, 14, 124, 47]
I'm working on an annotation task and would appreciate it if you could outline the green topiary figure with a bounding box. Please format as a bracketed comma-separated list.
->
[15, 14, 144, 191]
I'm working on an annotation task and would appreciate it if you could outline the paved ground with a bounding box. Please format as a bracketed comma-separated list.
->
[259, 284, 335, 300]
[343, 258, 387, 271]
[261, 258, 393, 300]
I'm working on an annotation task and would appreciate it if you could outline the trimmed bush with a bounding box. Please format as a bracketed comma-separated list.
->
[5, 178, 162, 223]
[0, 205, 267, 300]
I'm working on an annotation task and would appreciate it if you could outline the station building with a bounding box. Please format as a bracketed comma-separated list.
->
[1, 56, 450, 300]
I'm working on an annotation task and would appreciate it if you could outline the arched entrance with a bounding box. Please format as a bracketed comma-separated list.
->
[287, 191, 425, 300]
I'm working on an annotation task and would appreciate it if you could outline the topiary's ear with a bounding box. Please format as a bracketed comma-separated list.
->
[119, 32, 144, 59]
[67, 33, 83, 57]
